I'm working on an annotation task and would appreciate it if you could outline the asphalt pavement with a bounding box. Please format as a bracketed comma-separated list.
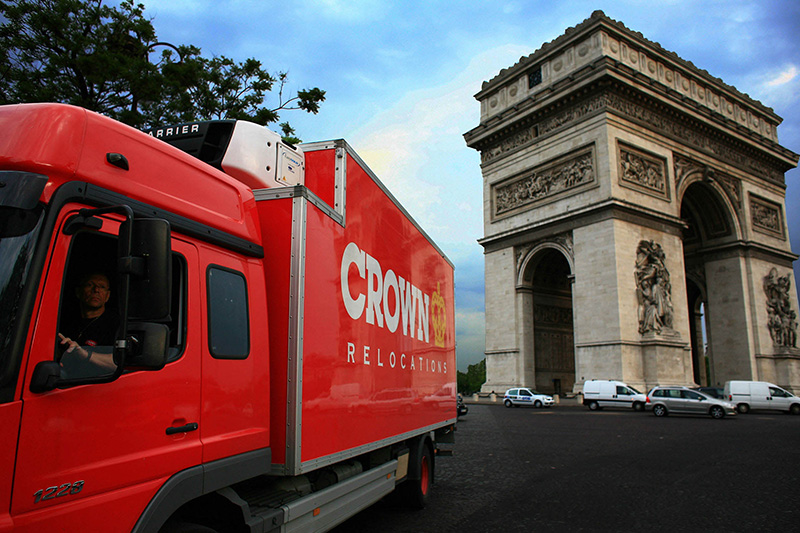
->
[332, 402, 800, 533]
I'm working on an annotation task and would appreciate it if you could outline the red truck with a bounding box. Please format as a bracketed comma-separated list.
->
[0, 103, 456, 532]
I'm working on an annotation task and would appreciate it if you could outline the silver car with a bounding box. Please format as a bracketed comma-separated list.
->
[646, 386, 737, 419]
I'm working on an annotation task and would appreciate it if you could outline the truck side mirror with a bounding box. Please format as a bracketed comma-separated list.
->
[125, 322, 170, 370]
[30, 361, 62, 393]
[120, 218, 172, 321]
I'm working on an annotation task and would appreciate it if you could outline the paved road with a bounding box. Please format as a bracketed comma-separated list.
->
[332, 403, 800, 533]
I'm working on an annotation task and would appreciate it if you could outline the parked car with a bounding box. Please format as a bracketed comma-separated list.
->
[646, 386, 737, 419]
[582, 380, 646, 411]
[723, 381, 800, 414]
[504, 388, 554, 408]
[692, 386, 725, 399]
[457, 394, 468, 417]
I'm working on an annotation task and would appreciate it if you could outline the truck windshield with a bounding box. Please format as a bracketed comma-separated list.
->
[0, 205, 45, 370]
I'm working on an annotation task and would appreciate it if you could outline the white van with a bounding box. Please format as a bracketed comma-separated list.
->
[723, 381, 800, 414]
[582, 380, 646, 411]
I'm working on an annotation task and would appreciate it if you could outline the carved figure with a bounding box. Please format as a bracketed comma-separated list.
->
[635, 240, 674, 334]
[764, 268, 797, 347]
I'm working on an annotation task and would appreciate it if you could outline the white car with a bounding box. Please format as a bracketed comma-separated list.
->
[504, 387, 554, 408]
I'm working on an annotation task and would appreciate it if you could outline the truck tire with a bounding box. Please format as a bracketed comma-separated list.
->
[403, 440, 433, 509]
[737, 403, 750, 414]
[587, 401, 599, 411]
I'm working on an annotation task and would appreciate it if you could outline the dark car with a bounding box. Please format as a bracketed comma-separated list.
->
[457, 394, 468, 417]
[692, 386, 725, 399]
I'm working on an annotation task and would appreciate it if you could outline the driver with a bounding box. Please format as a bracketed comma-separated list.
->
[58, 272, 119, 375]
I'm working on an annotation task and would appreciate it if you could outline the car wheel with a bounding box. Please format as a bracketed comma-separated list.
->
[790, 404, 800, 415]
[504, 399, 512, 408]
[653, 404, 667, 417]
[737, 403, 750, 414]
[534, 400, 542, 408]
[710, 406, 725, 419]
[633, 402, 644, 412]
[588, 401, 599, 411]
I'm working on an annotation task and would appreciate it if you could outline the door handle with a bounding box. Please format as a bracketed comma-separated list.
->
[166, 422, 198, 435]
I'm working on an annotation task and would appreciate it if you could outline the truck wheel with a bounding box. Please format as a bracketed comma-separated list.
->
[587, 401, 599, 411]
[737, 403, 750, 414]
[709, 406, 725, 419]
[403, 443, 433, 509]
[504, 399, 513, 408]
[632, 402, 644, 412]
[534, 400, 542, 408]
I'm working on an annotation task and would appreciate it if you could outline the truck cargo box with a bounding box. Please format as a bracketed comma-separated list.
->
[258, 140, 456, 475]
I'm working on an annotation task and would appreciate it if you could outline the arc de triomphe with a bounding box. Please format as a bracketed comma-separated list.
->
[464, 11, 800, 395]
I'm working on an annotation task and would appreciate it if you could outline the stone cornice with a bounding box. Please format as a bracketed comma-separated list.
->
[466, 81, 796, 186]
[475, 10, 783, 134]
[478, 197, 686, 253]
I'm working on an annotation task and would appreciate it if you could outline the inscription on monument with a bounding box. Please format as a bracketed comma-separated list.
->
[493, 146, 594, 218]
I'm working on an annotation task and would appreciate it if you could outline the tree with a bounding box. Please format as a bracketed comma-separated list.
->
[0, 0, 325, 141]
[457, 359, 486, 394]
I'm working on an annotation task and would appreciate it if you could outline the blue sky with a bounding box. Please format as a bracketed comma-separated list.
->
[132, 0, 800, 371]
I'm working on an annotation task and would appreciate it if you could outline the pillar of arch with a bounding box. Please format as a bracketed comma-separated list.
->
[466, 11, 800, 394]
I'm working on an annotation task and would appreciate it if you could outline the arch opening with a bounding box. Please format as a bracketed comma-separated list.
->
[527, 248, 574, 395]
[681, 180, 737, 387]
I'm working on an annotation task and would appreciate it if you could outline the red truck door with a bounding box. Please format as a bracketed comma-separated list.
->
[10, 209, 203, 531]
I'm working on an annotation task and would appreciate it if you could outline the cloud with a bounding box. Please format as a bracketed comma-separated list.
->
[346, 44, 530, 248]
[767, 65, 798, 87]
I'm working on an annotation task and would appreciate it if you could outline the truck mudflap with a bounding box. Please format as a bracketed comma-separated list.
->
[246, 460, 398, 533]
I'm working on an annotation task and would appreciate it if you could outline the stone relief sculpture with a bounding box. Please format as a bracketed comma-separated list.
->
[619, 146, 666, 197]
[764, 268, 797, 348]
[494, 150, 594, 216]
[635, 240, 674, 335]
[751, 197, 783, 237]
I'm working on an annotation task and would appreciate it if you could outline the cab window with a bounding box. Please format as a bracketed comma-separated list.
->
[56, 231, 186, 380]
[207, 265, 249, 359]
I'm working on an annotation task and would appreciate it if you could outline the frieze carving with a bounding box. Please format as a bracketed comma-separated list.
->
[619, 143, 668, 199]
[480, 90, 784, 187]
[604, 93, 782, 184]
[635, 240, 675, 335]
[494, 148, 594, 217]
[764, 268, 797, 348]
[750, 195, 784, 238]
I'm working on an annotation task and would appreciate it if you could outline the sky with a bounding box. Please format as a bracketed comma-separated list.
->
[128, 0, 800, 371]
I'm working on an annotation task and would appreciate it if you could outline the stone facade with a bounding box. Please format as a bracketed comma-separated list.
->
[464, 11, 800, 394]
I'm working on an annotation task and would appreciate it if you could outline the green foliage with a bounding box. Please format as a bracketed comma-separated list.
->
[0, 0, 325, 139]
[457, 358, 486, 394]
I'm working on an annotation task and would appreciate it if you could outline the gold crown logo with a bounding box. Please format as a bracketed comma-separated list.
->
[431, 282, 447, 348]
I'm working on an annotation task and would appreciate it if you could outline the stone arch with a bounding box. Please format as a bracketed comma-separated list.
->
[516, 242, 575, 395]
[679, 172, 743, 387]
[516, 240, 575, 289]
[677, 166, 743, 245]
